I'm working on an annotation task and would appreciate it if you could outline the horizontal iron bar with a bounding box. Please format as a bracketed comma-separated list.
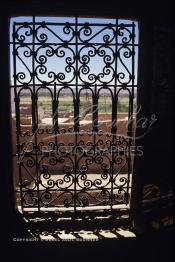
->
[10, 41, 139, 46]
[10, 84, 138, 88]
[14, 22, 135, 27]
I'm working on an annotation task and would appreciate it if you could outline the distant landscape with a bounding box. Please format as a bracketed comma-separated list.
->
[18, 93, 135, 123]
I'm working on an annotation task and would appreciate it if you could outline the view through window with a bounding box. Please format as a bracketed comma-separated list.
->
[10, 16, 139, 215]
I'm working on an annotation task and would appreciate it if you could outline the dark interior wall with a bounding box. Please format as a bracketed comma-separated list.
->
[142, 22, 172, 188]
[131, 16, 173, 232]
[1, 0, 171, 20]
[0, 0, 173, 253]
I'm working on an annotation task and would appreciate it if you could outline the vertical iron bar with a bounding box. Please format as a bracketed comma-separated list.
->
[110, 18, 118, 210]
[13, 22, 23, 212]
[74, 16, 79, 213]
[93, 84, 98, 183]
[93, 84, 98, 133]
[127, 22, 135, 206]
[53, 82, 58, 150]
[32, 16, 40, 212]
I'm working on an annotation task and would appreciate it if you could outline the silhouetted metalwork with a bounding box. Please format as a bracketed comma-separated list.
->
[11, 16, 137, 215]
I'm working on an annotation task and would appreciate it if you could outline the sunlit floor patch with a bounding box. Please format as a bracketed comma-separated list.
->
[36, 228, 136, 240]
[40, 234, 55, 240]
[56, 231, 76, 240]
[98, 229, 118, 238]
[77, 230, 99, 240]
[115, 228, 136, 238]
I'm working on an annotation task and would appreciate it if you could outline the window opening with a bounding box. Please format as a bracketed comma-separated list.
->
[10, 16, 139, 215]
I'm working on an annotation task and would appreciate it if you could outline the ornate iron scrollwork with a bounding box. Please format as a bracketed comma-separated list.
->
[11, 16, 138, 214]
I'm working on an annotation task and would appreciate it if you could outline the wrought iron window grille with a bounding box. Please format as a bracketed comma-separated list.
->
[10, 16, 138, 220]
